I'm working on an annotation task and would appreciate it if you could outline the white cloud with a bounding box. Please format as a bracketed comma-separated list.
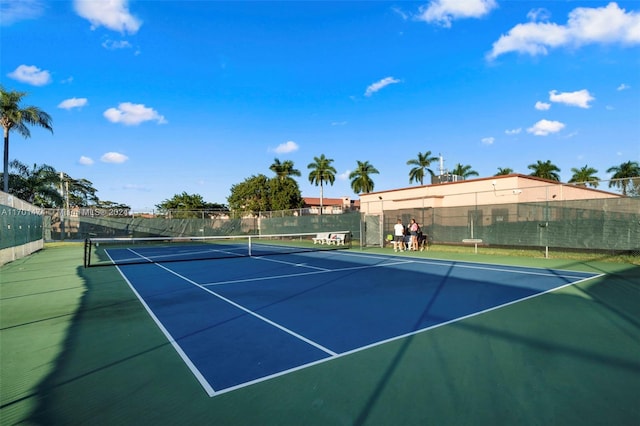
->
[505, 128, 522, 135]
[487, 2, 640, 60]
[567, 2, 640, 44]
[365, 77, 401, 97]
[103, 102, 167, 125]
[392, 6, 409, 21]
[101, 152, 129, 163]
[73, 0, 141, 34]
[7, 64, 51, 86]
[527, 119, 565, 136]
[78, 156, 94, 165]
[274, 141, 299, 154]
[527, 8, 552, 22]
[102, 39, 132, 50]
[481, 137, 495, 145]
[0, 0, 45, 25]
[549, 89, 595, 108]
[535, 101, 551, 110]
[416, 0, 497, 27]
[617, 83, 631, 91]
[58, 97, 88, 110]
[331, 121, 347, 126]
[338, 170, 350, 181]
[488, 22, 568, 59]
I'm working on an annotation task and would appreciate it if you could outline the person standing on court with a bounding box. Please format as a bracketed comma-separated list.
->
[409, 218, 420, 251]
[393, 219, 405, 252]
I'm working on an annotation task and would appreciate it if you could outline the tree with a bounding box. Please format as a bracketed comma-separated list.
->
[95, 200, 131, 210]
[349, 160, 379, 194]
[61, 174, 100, 206]
[628, 178, 640, 197]
[451, 163, 479, 179]
[1, 86, 53, 192]
[407, 151, 438, 185]
[527, 160, 561, 181]
[607, 161, 640, 195]
[156, 192, 226, 218]
[227, 174, 272, 214]
[269, 158, 301, 181]
[8, 160, 62, 207]
[228, 174, 303, 215]
[269, 177, 304, 211]
[495, 167, 514, 176]
[568, 165, 600, 188]
[307, 154, 336, 213]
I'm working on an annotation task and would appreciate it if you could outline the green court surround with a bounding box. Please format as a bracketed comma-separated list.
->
[1, 244, 639, 425]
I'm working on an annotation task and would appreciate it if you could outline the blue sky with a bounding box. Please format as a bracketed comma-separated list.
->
[1, 0, 639, 211]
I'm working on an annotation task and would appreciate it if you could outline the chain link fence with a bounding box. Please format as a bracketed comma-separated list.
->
[381, 197, 639, 254]
[39, 177, 639, 257]
[1, 191, 44, 265]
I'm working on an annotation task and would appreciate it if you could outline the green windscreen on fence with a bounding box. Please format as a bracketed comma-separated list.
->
[44, 210, 362, 243]
[260, 212, 361, 240]
[0, 206, 43, 250]
[383, 197, 639, 252]
[44, 212, 257, 240]
[43, 197, 639, 253]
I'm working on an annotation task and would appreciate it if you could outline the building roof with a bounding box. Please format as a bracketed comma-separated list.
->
[363, 174, 621, 198]
[303, 197, 350, 207]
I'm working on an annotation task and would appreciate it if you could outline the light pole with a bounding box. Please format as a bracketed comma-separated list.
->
[379, 196, 384, 247]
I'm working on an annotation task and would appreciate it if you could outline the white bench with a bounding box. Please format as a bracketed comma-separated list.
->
[462, 238, 483, 253]
[327, 232, 348, 246]
[312, 232, 331, 244]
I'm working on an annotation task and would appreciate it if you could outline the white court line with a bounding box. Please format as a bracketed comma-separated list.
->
[322, 249, 594, 280]
[202, 251, 586, 287]
[108, 251, 216, 396]
[254, 255, 332, 271]
[122, 246, 245, 263]
[209, 272, 605, 397]
[115, 247, 603, 397]
[123, 248, 339, 395]
[201, 259, 414, 287]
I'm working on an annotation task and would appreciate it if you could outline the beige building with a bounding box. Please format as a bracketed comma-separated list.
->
[358, 174, 635, 251]
[360, 174, 622, 215]
[302, 196, 359, 215]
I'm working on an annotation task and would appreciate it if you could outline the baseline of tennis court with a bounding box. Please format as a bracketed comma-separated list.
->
[110, 248, 600, 397]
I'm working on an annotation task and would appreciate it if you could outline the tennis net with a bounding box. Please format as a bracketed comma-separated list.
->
[83, 231, 352, 267]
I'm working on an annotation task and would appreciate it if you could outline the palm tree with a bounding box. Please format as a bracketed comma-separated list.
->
[307, 154, 336, 213]
[8, 160, 62, 207]
[1, 86, 53, 192]
[349, 160, 379, 194]
[407, 151, 438, 185]
[607, 161, 640, 195]
[269, 158, 301, 181]
[495, 167, 514, 176]
[569, 165, 600, 188]
[527, 160, 561, 181]
[451, 163, 479, 179]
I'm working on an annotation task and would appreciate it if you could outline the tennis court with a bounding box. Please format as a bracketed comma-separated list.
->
[3, 242, 640, 425]
[103, 238, 600, 397]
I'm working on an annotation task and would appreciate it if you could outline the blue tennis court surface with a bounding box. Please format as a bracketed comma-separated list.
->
[111, 249, 600, 396]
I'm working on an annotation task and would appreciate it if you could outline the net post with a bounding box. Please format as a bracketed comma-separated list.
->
[248, 236, 252, 256]
[83, 238, 90, 267]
